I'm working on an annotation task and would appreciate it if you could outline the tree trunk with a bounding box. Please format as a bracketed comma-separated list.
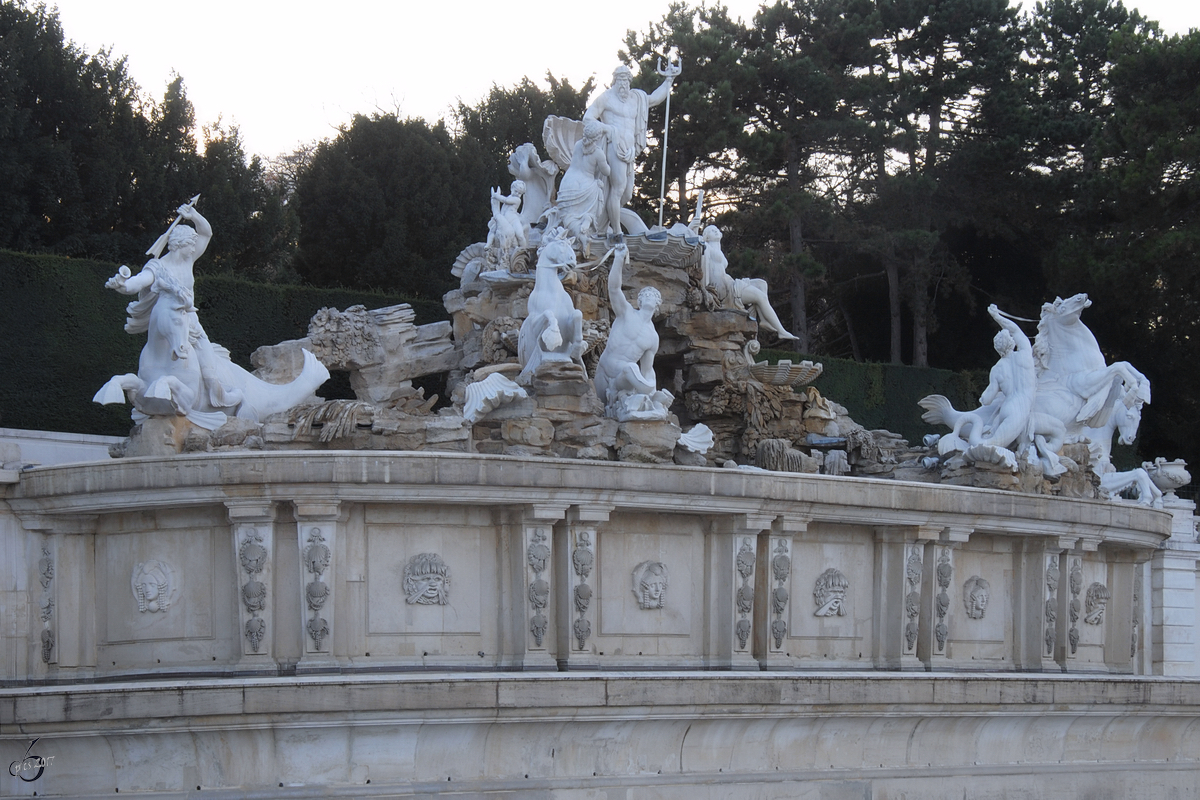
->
[911, 287, 929, 368]
[885, 255, 902, 364]
[836, 293, 863, 362]
[789, 269, 808, 354]
[786, 136, 809, 353]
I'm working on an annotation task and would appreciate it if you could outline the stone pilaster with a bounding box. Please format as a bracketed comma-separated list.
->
[917, 526, 971, 669]
[1104, 548, 1141, 674]
[710, 514, 772, 670]
[1011, 537, 1055, 672]
[557, 504, 611, 670]
[755, 515, 808, 670]
[873, 526, 929, 671]
[227, 501, 277, 668]
[517, 504, 567, 670]
[1056, 545, 1082, 670]
[294, 501, 343, 670]
[18, 515, 97, 676]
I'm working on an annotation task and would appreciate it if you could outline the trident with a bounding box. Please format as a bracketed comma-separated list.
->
[656, 52, 682, 228]
[146, 193, 201, 258]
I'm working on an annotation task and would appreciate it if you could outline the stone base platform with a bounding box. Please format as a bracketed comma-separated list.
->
[4, 672, 1200, 798]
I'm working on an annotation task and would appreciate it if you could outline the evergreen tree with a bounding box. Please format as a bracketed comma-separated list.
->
[292, 114, 489, 298]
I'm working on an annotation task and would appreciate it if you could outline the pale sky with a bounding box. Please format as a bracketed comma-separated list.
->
[46, 0, 1198, 161]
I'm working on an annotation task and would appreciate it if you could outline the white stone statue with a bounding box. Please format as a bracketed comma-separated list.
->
[486, 181, 528, 259]
[553, 120, 611, 242]
[582, 64, 677, 235]
[594, 240, 674, 420]
[517, 231, 586, 379]
[507, 143, 558, 226]
[95, 200, 329, 429]
[920, 296, 1149, 483]
[700, 225, 798, 341]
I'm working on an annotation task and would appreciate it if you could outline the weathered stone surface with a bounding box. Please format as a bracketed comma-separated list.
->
[674, 447, 708, 467]
[209, 417, 263, 448]
[502, 417, 555, 447]
[616, 419, 681, 463]
[123, 416, 197, 457]
[530, 361, 591, 395]
[942, 456, 1021, 490]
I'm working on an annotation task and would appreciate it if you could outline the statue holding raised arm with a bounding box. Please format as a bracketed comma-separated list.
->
[583, 64, 677, 234]
[486, 180, 528, 262]
[594, 239, 674, 420]
[95, 199, 329, 430]
[977, 304, 1037, 452]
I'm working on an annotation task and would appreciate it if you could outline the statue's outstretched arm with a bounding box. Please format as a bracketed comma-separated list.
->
[989, 304, 1030, 349]
[105, 265, 154, 295]
[646, 74, 675, 107]
[179, 205, 213, 258]
[608, 241, 632, 317]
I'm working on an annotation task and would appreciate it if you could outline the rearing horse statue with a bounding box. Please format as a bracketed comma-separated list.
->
[920, 294, 1151, 488]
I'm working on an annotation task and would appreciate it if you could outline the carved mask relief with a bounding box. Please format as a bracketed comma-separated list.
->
[1085, 582, 1110, 625]
[403, 553, 450, 606]
[813, 567, 849, 617]
[632, 561, 669, 610]
[131, 559, 175, 613]
[963, 576, 990, 620]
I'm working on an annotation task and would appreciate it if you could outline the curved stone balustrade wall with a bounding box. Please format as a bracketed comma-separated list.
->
[4, 452, 1169, 682]
[5, 672, 1200, 797]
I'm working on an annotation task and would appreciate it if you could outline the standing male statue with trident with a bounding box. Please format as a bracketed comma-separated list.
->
[583, 60, 680, 235]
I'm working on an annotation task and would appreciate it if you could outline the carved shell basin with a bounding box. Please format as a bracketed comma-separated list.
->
[750, 359, 824, 387]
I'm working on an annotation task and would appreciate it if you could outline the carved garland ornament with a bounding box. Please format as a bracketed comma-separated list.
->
[38, 543, 54, 664]
[1045, 555, 1059, 656]
[904, 547, 921, 652]
[735, 537, 755, 651]
[770, 540, 791, 650]
[239, 532, 269, 652]
[303, 528, 331, 651]
[1068, 558, 1083, 654]
[527, 529, 550, 647]
[572, 531, 595, 651]
[934, 548, 951, 652]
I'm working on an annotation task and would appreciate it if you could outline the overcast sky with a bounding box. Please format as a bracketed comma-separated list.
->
[46, 0, 1198, 160]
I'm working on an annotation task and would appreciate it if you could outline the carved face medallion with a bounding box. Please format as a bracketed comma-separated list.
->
[963, 576, 991, 620]
[632, 561, 669, 610]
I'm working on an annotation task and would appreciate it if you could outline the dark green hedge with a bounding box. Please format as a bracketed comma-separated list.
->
[0, 250, 444, 436]
[760, 348, 988, 446]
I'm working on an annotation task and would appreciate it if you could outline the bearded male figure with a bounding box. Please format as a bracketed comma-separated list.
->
[583, 64, 676, 234]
